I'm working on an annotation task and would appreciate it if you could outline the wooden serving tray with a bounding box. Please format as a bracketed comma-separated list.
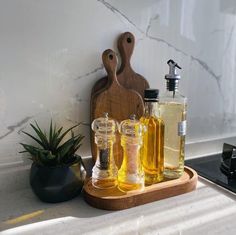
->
[83, 167, 198, 210]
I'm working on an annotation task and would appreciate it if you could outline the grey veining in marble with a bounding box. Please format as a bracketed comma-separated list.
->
[0, 0, 236, 165]
[0, 117, 33, 140]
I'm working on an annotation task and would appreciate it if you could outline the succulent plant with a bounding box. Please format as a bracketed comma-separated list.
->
[20, 121, 84, 166]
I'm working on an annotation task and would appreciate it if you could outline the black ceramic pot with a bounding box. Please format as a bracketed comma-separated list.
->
[30, 155, 86, 203]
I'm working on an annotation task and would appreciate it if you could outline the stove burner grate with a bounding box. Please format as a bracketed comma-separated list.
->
[220, 143, 236, 178]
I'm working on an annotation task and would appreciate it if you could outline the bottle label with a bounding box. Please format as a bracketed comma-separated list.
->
[178, 120, 186, 136]
[99, 149, 109, 170]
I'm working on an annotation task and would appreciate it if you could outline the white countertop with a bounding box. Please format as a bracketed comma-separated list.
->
[0, 161, 236, 235]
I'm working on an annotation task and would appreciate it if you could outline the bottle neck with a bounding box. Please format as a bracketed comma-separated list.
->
[163, 89, 182, 99]
[166, 79, 179, 92]
[144, 100, 159, 117]
[165, 79, 181, 98]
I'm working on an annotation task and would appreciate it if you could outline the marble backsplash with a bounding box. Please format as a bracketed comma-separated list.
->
[1, 0, 236, 166]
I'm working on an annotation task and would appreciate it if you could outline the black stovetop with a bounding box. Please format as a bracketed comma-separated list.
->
[186, 154, 236, 193]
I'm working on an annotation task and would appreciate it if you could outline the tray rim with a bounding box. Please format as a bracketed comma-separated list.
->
[83, 166, 198, 210]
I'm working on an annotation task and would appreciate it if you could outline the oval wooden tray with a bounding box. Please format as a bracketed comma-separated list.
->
[83, 166, 198, 210]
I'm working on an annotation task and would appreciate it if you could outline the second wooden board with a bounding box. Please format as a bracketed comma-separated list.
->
[90, 32, 149, 164]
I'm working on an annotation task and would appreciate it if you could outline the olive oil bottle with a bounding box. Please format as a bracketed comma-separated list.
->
[159, 60, 187, 179]
[140, 89, 164, 185]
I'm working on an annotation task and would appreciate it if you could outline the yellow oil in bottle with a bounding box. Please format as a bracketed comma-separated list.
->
[140, 89, 164, 185]
[159, 102, 186, 178]
[140, 116, 164, 185]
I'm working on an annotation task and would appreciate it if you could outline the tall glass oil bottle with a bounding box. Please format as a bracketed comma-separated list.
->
[140, 89, 164, 185]
[159, 60, 187, 179]
[91, 113, 118, 189]
[118, 115, 144, 192]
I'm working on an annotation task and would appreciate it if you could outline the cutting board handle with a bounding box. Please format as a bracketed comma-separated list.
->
[118, 32, 135, 69]
[102, 49, 118, 85]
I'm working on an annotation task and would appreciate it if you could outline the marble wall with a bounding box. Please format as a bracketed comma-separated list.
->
[1, 0, 236, 165]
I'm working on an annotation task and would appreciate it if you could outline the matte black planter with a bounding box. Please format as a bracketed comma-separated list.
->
[30, 155, 86, 203]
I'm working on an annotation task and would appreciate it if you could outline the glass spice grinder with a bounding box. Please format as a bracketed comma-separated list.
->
[118, 115, 145, 192]
[91, 113, 118, 189]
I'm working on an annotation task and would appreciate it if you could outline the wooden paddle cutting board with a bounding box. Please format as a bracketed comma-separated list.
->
[117, 32, 149, 96]
[90, 32, 149, 164]
[92, 49, 144, 168]
[91, 32, 149, 96]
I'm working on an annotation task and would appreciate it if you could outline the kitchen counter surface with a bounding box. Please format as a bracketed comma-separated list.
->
[0, 163, 236, 235]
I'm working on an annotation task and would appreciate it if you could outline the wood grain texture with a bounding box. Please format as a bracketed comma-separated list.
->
[91, 32, 149, 96]
[92, 49, 144, 168]
[90, 32, 149, 164]
[90, 79, 110, 162]
[84, 167, 198, 210]
[117, 32, 149, 96]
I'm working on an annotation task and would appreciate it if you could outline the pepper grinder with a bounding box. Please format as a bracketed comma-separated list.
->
[118, 115, 145, 192]
[91, 113, 118, 189]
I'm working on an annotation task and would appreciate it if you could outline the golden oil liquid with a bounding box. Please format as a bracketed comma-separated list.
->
[118, 137, 144, 192]
[140, 116, 164, 185]
[159, 102, 186, 179]
[92, 177, 117, 189]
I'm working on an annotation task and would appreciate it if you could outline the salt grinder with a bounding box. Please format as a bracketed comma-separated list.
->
[118, 114, 145, 192]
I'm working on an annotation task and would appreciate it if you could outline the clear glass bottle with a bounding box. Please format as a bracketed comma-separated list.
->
[140, 89, 164, 185]
[118, 115, 144, 192]
[159, 60, 187, 179]
[91, 113, 118, 189]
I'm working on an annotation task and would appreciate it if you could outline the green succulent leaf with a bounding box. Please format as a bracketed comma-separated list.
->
[20, 143, 40, 155]
[30, 122, 49, 149]
[50, 126, 63, 151]
[49, 119, 53, 144]
[21, 131, 44, 148]
[57, 138, 76, 158]
[55, 123, 82, 147]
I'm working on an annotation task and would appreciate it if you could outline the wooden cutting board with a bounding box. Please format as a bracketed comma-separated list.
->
[91, 32, 149, 96]
[117, 32, 149, 96]
[84, 167, 198, 210]
[90, 32, 149, 164]
[92, 49, 144, 168]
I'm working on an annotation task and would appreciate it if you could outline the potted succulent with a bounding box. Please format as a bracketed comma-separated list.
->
[20, 121, 86, 203]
